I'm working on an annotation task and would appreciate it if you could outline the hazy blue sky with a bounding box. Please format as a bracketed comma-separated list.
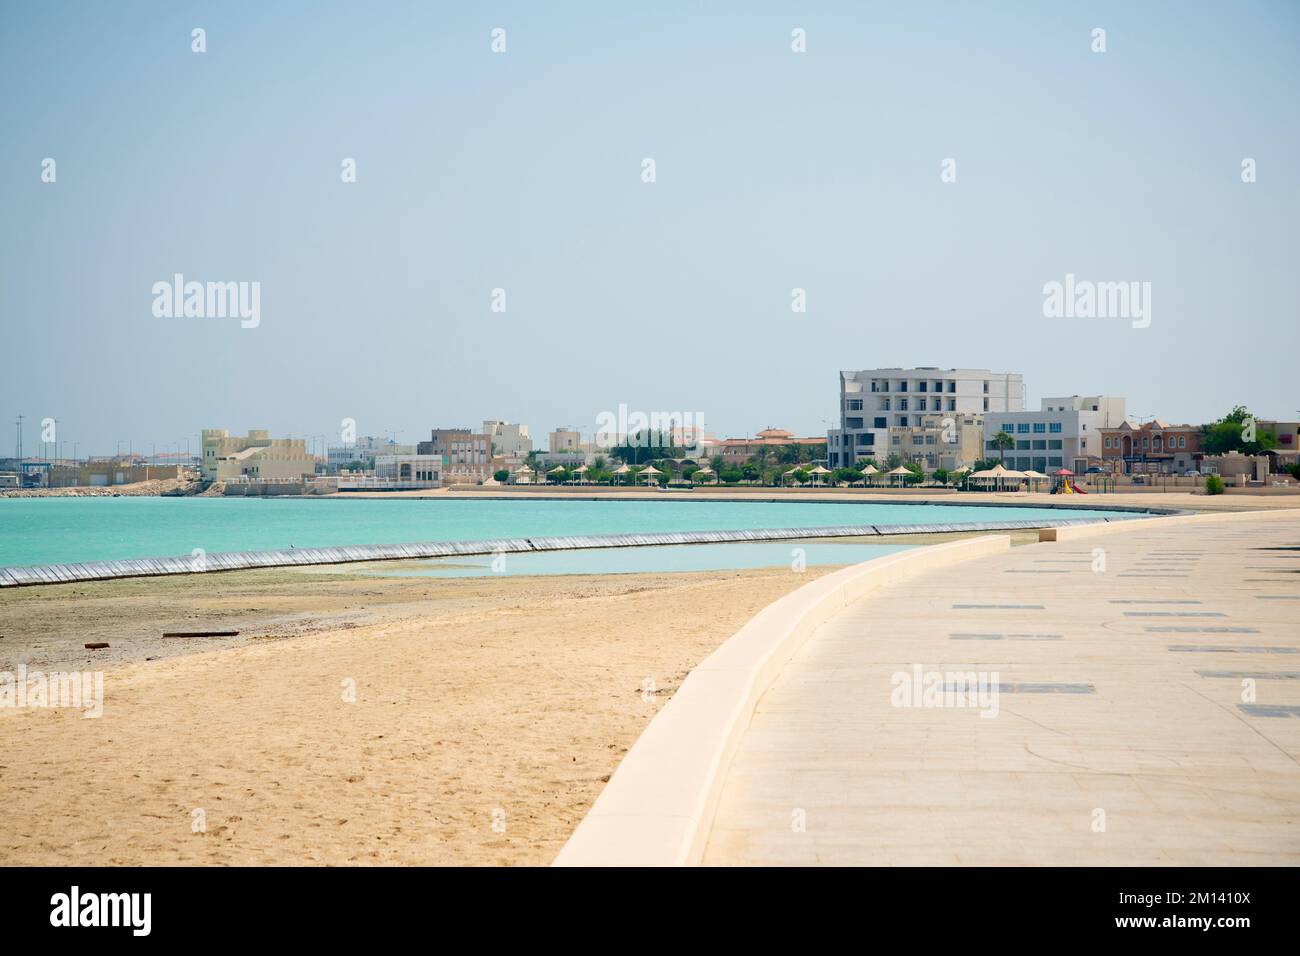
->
[2, 1, 1297, 457]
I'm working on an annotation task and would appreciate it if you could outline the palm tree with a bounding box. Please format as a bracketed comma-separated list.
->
[992, 431, 1015, 464]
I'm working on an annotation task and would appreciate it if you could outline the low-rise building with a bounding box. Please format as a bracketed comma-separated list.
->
[201, 429, 315, 482]
[326, 437, 415, 472]
[984, 397, 1123, 473]
[416, 428, 492, 483]
[48, 462, 185, 488]
[1100, 420, 1202, 474]
[374, 455, 443, 486]
[716, 427, 826, 465]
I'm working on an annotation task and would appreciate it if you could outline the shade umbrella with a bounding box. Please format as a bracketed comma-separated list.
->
[572, 463, 589, 484]
[887, 465, 913, 488]
[860, 463, 881, 486]
[809, 464, 831, 485]
[637, 464, 662, 485]
[612, 463, 631, 485]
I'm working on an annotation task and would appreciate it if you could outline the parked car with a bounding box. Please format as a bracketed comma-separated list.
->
[1183, 470, 1201, 477]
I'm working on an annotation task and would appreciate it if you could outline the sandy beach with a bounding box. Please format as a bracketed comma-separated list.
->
[0, 560, 840, 865]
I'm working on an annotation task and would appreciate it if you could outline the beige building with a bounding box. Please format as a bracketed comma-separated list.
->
[48, 462, 185, 488]
[482, 421, 532, 458]
[549, 427, 583, 453]
[201, 429, 315, 482]
[888, 414, 985, 471]
[416, 428, 492, 483]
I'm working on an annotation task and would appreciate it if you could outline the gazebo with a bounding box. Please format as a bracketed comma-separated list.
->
[1021, 468, 1050, 492]
[692, 465, 715, 484]
[511, 464, 534, 485]
[612, 463, 632, 484]
[809, 464, 831, 485]
[969, 463, 1026, 492]
[573, 464, 589, 484]
[886, 465, 913, 487]
[637, 464, 662, 485]
[861, 463, 881, 486]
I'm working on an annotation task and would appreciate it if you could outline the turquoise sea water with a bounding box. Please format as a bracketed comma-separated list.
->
[0, 497, 1122, 568]
[320, 541, 916, 578]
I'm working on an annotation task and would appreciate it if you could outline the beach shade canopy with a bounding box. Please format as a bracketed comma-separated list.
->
[693, 466, 714, 474]
[809, 465, 831, 474]
[970, 464, 1024, 479]
[612, 464, 632, 474]
[1021, 469, 1049, 480]
[861, 464, 880, 475]
[573, 464, 588, 473]
[513, 464, 534, 474]
[547, 465, 566, 474]
[887, 466, 913, 476]
[1053, 468, 1075, 476]
[638, 464, 662, 475]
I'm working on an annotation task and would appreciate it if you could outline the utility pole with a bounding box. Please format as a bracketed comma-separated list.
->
[14, 414, 22, 461]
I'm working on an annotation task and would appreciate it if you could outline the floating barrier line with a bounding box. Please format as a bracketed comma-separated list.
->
[0, 514, 1160, 588]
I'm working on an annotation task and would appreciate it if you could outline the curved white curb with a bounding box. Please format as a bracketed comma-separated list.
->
[552, 534, 1012, 867]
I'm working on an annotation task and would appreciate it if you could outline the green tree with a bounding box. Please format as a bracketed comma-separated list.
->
[1204, 474, 1226, 495]
[933, 468, 950, 487]
[991, 431, 1015, 463]
[493, 468, 509, 483]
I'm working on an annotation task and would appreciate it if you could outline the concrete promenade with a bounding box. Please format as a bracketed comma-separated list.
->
[702, 510, 1300, 865]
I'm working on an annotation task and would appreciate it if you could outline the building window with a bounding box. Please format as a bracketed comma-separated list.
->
[847, 399, 863, 411]
[899, 398, 909, 410]
[1017, 424, 1030, 434]
[1032, 422, 1046, 434]
[1179, 436, 1186, 448]
[898, 381, 908, 392]
[1017, 440, 1030, 450]
[1048, 439, 1062, 450]
[918, 398, 927, 410]
[947, 381, 956, 393]
[1032, 440, 1047, 450]
[947, 399, 955, 411]
[1049, 422, 1062, 433]
[874, 417, 886, 429]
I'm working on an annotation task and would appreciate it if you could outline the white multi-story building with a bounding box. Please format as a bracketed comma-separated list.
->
[326, 436, 415, 472]
[1038, 395, 1127, 429]
[482, 421, 532, 458]
[983, 396, 1125, 474]
[828, 367, 1025, 468]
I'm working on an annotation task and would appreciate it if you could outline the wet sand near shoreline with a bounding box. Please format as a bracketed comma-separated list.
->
[0, 561, 840, 865]
[0, 531, 1040, 673]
